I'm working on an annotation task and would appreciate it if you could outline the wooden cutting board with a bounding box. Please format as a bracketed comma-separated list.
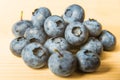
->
[0, 0, 120, 80]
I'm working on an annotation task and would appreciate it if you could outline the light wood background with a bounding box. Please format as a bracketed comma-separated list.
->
[0, 0, 120, 80]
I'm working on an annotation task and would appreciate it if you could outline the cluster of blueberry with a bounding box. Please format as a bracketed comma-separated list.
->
[10, 4, 116, 77]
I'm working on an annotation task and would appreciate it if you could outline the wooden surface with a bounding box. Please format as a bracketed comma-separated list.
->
[0, 0, 120, 80]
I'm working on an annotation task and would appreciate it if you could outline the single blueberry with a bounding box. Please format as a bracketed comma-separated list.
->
[32, 7, 51, 29]
[48, 49, 77, 77]
[76, 49, 101, 72]
[65, 22, 88, 46]
[98, 30, 116, 51]
[44, 15, 65, 37]
[83, 18, 102, 37]
[80, 37, 103, 56]
[21, 42, 49, 69]
[44, 37, 70, 55]
[63, 4, 85, 24]
[10, 37, 28, 57]
[24, 28, 47, 44]
[12, 20, 33, 37]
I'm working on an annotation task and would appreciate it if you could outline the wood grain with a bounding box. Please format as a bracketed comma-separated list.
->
[0, 0, 120, 80]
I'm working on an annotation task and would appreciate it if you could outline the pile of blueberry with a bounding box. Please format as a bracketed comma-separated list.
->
[10, 4, 116, 77]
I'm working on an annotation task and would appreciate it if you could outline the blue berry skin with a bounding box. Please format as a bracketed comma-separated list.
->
[65, 22, 88, 46]
[24, 28, 47, 44]
[10, 37, 28, 57]
[98, 30, 116, 51]
[48, 50, 77, 77]
[44, 37, 70, 54]
[76, 49, 101, 72]
[80, 37, 103, 56]
[63, 4, 85, 24]
[83, 19, 102, 37]
[21, 42, 49, 69]
[12, 20, 33, 37]
[44, 15, 65, 37]
[32, 7, 51, 29]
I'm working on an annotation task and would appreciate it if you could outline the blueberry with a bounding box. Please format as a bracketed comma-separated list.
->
[44, 15, 65, 37]
[10, 37, 28, 57]
[21, 42, 49, 69]
[48, 49, 77, 77]
[65, 22, 88, 46]
[24, 28, 47, 44]
[76, 49, 101, 72]
[63, 4, 85, 24]
[44, 37, 70, 54]
[83, 19, 102, 37]
[80, 37, 103, 56]
[12, 20, 33, 37]
[32, 7, 51, 29]
[98, 30, 116, 51]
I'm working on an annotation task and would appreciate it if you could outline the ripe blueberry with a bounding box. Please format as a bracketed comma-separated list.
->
[65, 22, 88, 46]
[44, 37, 70, 54]
[24, 28, 47, 44]
[32, 7, 51, 29]
[83, 18, 102, 37]
[21, 42, 49, 68]
[12, 20, 33, 37]
[63, 4, 85, 24]
[10, 37, 28, 57]
[98, 30, 116, 51]
[44, 15, 65, 37]
[80, 37, 103, 56]
[48, 49, 77, 77]
[76, 49, 101, 72]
